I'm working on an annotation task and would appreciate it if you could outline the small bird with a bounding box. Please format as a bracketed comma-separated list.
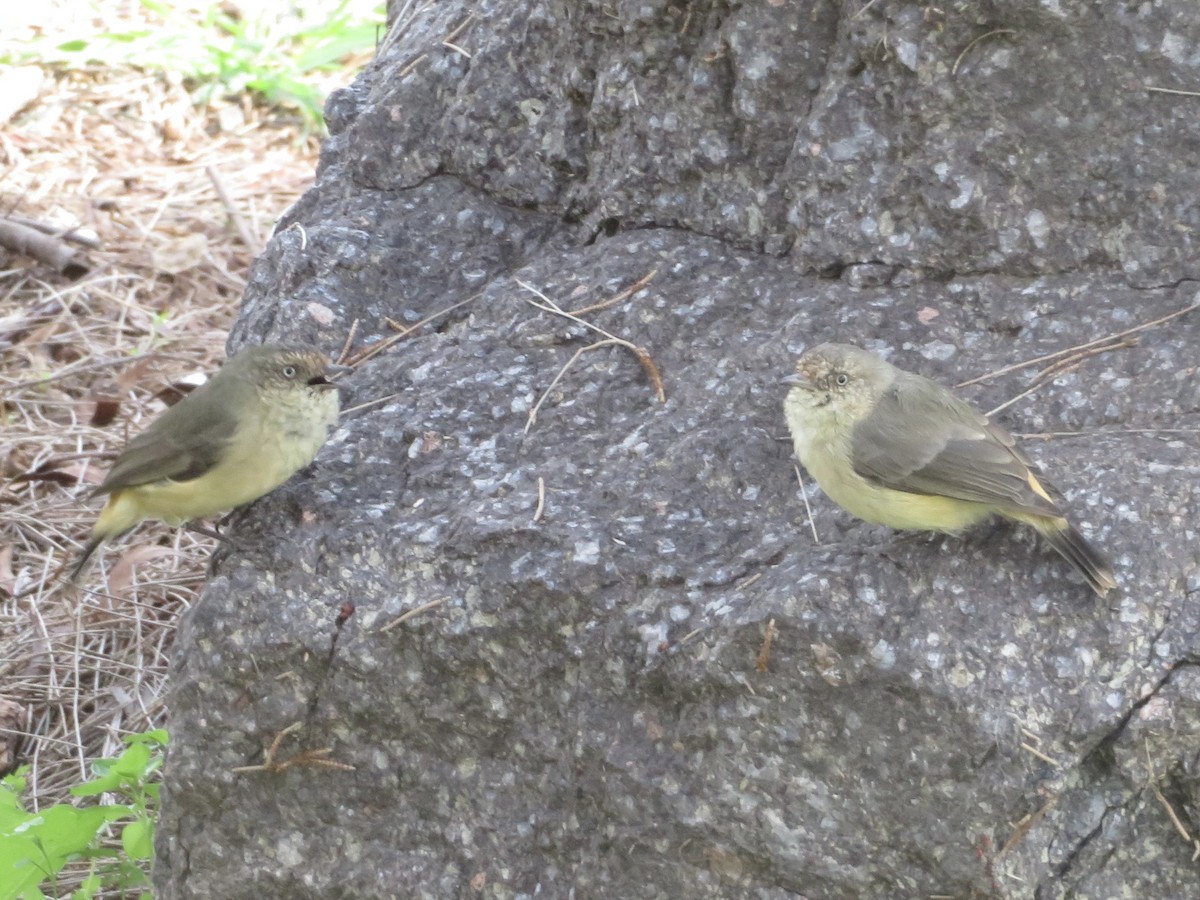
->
[70, 343, 344, 581]
[783, 342, 1116, 596]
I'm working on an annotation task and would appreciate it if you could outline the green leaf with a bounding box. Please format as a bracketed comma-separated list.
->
[126, 729, 168, 748]
[294, 25, 379, 73]
[71, 872, 102, 899]
[120, 819, 153, 861]
[73, 744, 152, 798]
[0, 769, 31, 824]
[0, 804, 127, 900]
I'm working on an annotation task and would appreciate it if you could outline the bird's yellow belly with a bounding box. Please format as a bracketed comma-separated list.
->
[94, 389, 337, 536]
[801, 445, 992, 534]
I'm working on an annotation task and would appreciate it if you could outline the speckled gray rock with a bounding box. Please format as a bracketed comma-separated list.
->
[155, 1, 1200, 898]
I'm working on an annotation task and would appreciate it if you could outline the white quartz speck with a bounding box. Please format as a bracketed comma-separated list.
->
[573, 540, 601, 565]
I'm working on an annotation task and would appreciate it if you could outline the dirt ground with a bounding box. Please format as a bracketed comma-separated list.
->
[0, 6, 368, 873]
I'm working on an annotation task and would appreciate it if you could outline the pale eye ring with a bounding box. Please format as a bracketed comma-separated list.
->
[282, 365, 297, 378]
[835, 373, 849, 386]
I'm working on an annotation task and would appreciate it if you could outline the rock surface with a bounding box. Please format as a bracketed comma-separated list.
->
[156, 1, 1200, 897]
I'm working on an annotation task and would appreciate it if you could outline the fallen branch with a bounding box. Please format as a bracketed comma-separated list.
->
[0, 218, 89, 278]
[2, 214, 99, 249]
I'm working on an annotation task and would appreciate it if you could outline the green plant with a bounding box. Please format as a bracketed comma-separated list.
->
[3, 0, 383, 130]
[0, 728, 168, 900]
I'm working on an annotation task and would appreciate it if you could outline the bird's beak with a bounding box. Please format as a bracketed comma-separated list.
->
[309, 363, 353, 389]
[782, 372, 809, 388]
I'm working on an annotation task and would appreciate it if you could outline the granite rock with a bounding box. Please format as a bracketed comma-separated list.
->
[156, 1, 1200, 897]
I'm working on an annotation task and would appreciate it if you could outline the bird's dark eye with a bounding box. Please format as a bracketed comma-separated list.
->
[282, 365, 297, 378]
[835, 373, 849, 386]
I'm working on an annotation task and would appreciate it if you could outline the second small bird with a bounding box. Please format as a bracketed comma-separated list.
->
[782, 342, 1116, 596]
[71, 343, 344, 580]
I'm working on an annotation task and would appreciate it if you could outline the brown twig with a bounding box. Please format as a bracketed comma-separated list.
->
[1144, 737, 1200, 861]
[205, 165, 260, 253]
[755, 618, 776, 673]
[952, 29, 1015, 77]
[677, 2, 693, 35]
[985, 337, 1137, 417]
[378, 0, 431, 56]
[377, 596, 450, 634]
[533, 476, 546, 522]
[567, 268, 658, 316]
[1153, 785, 1199, 852]
[232, 722, 355, 774]
[1019, 741, 1059, 767]
[337, 319, 360, 366]
[399, 53, 428, 78]
[1, 349, 201, 394]
[793, 463, 820, 543]
[340, 393, 402, 417]
[344, 292, 483, 368]
[525, 339, 618, 433]
[1035, 337, 1137, 378]
[996, 793, 1060, 860]
[735, 572, 763, 592]
[1145, 85, 1200, 98]
[958, 300, 1200, 388]
[517, 279, 666, 433]
[984, 365, 1081, 418]
[443, 11, 475, 45]
[1017, 427, 1200, 440]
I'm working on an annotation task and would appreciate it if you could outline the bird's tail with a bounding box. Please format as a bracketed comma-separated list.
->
[1031, 516, 1117, 598]
[68, 492, 142, 584]
[67, 535, 104, 584]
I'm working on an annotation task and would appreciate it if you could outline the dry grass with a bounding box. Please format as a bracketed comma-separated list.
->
[0, 0, 351, 855]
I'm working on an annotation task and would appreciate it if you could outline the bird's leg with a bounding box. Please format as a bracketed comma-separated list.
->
[185, 521, 228, 543]
[886, 529, 951, 553]
[186, 518, 251, 557]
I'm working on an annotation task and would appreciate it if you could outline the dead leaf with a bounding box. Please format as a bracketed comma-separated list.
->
[112, 356, 159, 392]
[90, 395, 122, 427]
[10, 458, 79, 487]
[106, 545, 176, 593]
[153, 380, 200, 406]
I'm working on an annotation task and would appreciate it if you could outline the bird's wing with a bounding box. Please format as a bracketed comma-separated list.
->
[94, 388, 240, 493]
[850, 375, 1061, 517]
